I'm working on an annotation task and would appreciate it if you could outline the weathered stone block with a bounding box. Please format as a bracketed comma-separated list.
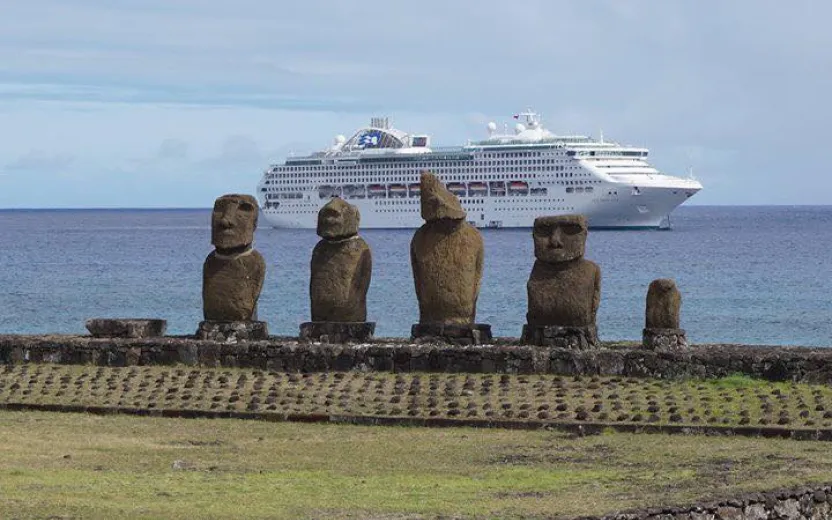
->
[85, 318, 167, 338]
[203, 194, 265, 322]
[310, 198, 372, 323]
[773, 498, 801, 520]
[642, 328, 688, 350]
[715, 506, 743, 520]
[299, 322, 375, 343]
[645, 278, 682, 329]
[521, 324, 598, 349]
[810, 501, 830, 520]
[525, 215, 602, 339]
[195, 321, 268, 342]
[411, 323, 492, 345]
[411, 172, 484, 326]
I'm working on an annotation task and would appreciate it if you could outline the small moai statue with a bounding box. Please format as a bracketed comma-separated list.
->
[410, 171, 492, 345]
[197, 194, 268, 342]
[299, 197, 375, 343]
[521, 214, 601, 349]
[642, 278, 687, 349]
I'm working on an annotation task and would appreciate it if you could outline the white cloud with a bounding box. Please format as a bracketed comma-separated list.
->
[4, 150, 75, 172]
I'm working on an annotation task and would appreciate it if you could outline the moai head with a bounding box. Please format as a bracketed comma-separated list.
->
[646, 278, 681, 329]
[211, 194, 258, 251]
[317, 197, 360, 240]
[533, 214, 588, 263]
[420, 171, 466, 221]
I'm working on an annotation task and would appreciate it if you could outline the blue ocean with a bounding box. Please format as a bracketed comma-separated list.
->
[1, 206, 830, 346]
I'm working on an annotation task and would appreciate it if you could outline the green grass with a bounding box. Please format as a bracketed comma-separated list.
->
[1, 410, 832, 519]
[709, 373, 768, 389]
[2, 365, 832, 430]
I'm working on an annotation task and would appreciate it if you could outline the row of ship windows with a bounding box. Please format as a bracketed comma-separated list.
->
[275, 206, 581, 214]
[379, 208, 484, 213]
[495, 206, 575, 212]
[262, 185, 599, 202]
[339, 197, 572, 205]
[265, 196, 571, 204]
[278, 152, 570, 172]
[284, 150, 568, 168]
[270, 163, 574, 178]
[478, 151, 563, 159]
[276, 152, 645, 173]
[266, 171, 588, 186]
[556, 180, 599, 185]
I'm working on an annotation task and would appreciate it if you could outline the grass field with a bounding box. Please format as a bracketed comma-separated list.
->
[4, 364, 832, 430]
[2, 410, 832, 519]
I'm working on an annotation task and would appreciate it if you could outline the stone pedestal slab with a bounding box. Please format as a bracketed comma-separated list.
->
[410, 323, 493, 345]
[521, 324, 598, 349]
[196, 321, 268, 342]
[299, 322, 375, 343]
[85, 318, 167, 338]
[642, 328, 688, 349]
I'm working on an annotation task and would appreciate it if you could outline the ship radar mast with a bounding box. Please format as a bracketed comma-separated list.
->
[515, 109, 542, 129]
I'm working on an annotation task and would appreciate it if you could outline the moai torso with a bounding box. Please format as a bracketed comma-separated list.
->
[411, 219, 484, 324]
[645, 278, 681, 329]
[526, 259, 600, 327]
[410, 172, 484, 325]
[203, 249, 266, 321]
[309, 198, 372, 322]
[525, 215, 601, 327]
[202, 194, 266, 321]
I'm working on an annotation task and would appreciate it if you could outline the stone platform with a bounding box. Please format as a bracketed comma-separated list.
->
[521, 324, 598, 349]
[85, 319, 167, 339]
[3, 334, 832, 383]
[643, 327, 688, 349]
[299, 322, 375, 343]
[196, 321, 269, 342]
[411, 323, 492, 345]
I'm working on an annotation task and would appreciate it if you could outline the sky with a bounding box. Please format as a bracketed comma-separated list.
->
[1, 0, 830, 208]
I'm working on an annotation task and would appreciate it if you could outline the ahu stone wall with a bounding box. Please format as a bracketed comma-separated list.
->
[586, 484, 832, 520]
[4, 335, 832, 383]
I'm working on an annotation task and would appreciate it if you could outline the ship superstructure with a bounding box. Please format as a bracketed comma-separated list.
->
[256, 111, 702, 229]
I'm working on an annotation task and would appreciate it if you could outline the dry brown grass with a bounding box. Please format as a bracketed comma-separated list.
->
[1, 410, 832, 519]
[3, 364, 832, 518]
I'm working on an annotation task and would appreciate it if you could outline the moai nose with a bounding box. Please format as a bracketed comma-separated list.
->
[549, 228, 563, 248]
[219, 214, 234, 229]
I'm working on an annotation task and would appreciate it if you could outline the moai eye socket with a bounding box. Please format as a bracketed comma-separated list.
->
[239, 202, 255, 212]
[562, 223, 584, 236]
[534, 224, 554, 237]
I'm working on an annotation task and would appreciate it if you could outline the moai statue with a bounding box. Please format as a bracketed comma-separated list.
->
[299, 198, 375, 343]
[410, 172, 491, 345]
[197, 194, 268, 341]
[521, 214, 601, 349]
[642, 278, 687, 349]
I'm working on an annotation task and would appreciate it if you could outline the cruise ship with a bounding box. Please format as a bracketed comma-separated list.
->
[256, 111, 702, 229]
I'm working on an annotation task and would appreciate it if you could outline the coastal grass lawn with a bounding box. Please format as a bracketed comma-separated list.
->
[2, 411, 832, 519]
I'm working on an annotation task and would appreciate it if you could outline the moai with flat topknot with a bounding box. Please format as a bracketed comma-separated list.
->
[521, 214, 601, 349]
[410, 172, 491, 344]
[299, 198, 375, 343]
[642, 278, 687, 349]
[197, 194, 268, 341]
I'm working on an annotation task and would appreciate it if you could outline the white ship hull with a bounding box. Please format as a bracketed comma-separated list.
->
[256, 111, 703, 230]
[261, 180, 697, 229]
